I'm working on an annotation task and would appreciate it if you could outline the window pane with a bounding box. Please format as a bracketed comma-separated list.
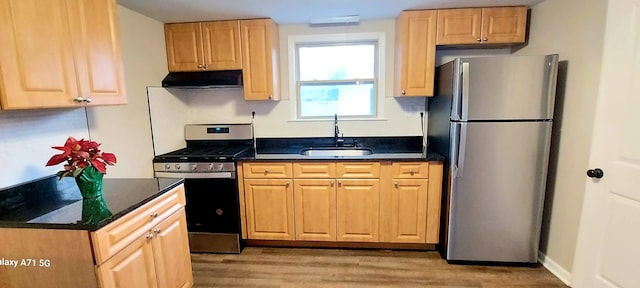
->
[299, 44, 374, 81]
[300, 83, 374, 117]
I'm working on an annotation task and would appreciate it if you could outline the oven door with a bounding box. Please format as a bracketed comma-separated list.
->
[183, 178, 240, 234]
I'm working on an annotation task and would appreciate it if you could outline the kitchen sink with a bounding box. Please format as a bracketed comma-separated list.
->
[300, 147, 373, 157]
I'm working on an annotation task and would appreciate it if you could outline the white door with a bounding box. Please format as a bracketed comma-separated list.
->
[572, 0, 640, 287]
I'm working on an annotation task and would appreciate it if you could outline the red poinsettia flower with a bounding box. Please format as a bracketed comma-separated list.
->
[46, 137, 117, 178]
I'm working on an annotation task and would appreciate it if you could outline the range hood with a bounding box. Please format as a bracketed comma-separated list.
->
[161, 70, 243, 88]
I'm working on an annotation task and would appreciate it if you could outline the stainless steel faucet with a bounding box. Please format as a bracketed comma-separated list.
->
[334, 114, 344, 147]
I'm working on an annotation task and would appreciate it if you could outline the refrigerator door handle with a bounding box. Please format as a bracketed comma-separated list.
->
[451, 59, 463, 121]
[451, 123, 465, 177]
[457, 123, 467, 177]
[461, 62, 470, 121]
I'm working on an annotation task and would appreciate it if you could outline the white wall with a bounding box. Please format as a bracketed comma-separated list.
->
[513, 0, 607, 283]
[148, 20, 428, 154]
[85, 5, 168, 178]
[0, 108, 89, 189]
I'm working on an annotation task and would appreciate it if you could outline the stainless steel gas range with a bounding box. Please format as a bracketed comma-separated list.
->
[153, 124, 253, 253]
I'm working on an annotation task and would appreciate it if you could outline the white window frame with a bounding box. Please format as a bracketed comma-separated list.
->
[288, 32, 386, 121]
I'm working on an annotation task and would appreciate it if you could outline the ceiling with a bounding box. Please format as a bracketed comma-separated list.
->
[117, 0, 545, 25]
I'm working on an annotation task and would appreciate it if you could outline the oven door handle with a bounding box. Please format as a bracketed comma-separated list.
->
[154, 172, 235, 179]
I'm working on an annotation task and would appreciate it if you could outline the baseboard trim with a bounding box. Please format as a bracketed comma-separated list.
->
[538, 251, 572, 286]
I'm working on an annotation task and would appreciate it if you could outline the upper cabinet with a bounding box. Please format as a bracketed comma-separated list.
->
[394, 10, 437, 97]
[240, 19, 280, 101]
[164, 18, 280, 101]
[436, 6, 528, 45]
[0, 0, 127, 110]
[165, 20, 242, 72]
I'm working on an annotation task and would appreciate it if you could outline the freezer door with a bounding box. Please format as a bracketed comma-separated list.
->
[447, 121, 552, 262]
[455, 55, 558, 121]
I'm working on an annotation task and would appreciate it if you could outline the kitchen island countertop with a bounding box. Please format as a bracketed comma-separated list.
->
[0, 176, 184, 231]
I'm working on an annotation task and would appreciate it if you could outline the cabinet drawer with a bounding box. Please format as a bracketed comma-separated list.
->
[293, 162, 336, 178]
[336, 162, 380, 178]
[243, 162, 292, 178]
[91, 184, 186, 264]
[391, 162, 429, 178]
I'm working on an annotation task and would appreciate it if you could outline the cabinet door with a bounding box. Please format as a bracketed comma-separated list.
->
[67, 0, 126, 105]
[201, 20, 242, 70]
[0, 0, 79, 109]
[386, 179, 429, 243]
[481, 7, 528, 44]
[436, 8, 482, 45]
[150, 208, 193, 288]
[241, 19, 280, 101]
[395, 10, 437, 97]
[165, 22, 204, 72]
[244, 179, 294, 240]
[294, 179, 337, 241]
[337, 179, 380, 242]
[97, 233, 158, 288]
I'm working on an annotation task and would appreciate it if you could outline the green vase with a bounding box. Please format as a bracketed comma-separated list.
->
[75, 166, 104, 199]
[81, 195, 113, 225]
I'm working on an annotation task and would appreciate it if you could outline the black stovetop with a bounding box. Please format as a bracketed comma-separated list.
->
[154, 141, 252, 162]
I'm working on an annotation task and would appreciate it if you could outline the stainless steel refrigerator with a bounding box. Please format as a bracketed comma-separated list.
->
[428, 54, 559, 263]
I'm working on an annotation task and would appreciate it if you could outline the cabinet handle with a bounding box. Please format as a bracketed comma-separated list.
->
[150, 212, 158, 218]
[483, 37, 488, 42]
[203, 64, 208, 69]
[286, 181, 290, 187]
[338, 180, 342, 186]
[84, 97, 92, 103]
[197, 64, 203, 68]
[73, 97, 84, 103]
[401, 90, 406, 95]
[394, 182, 398, 187]
[264, 168, 269, 174]
[268, 95, 273, 100]
[146, 233, 154, 240]
[153, 228, 161, 234]
[409, 168, 414, 175]
[476, 38, 482, 42]
[330, 180, 334, 186]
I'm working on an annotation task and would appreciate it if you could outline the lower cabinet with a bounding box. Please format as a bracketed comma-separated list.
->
[294, 179, 336, 241]
[97, 208, 193, 288]
[239, 161, 442, 246]
[336, 179, 380, 242]
[243, 179, 295, 240]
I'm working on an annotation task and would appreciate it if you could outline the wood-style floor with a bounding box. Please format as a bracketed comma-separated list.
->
[191, 247, 568, 287]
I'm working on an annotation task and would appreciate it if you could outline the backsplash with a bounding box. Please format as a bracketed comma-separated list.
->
[0, 108, 89, 189]
[147, 87, 427, 156]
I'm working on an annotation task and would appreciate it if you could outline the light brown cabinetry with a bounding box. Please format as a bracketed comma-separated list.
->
[436, 6, 528, 45]
[164, 18, 280, 101]
[292, 162, 380, 242]
[240, 19, 280, 101]
[380, 162, 443, 244]
[97, 209, 192, 288]
[394, 10, 437, 97]
[94, 184, 193, 288]
[165, 20, 242, 72]
[239, 160, 442, 246]
[0, 184, 192, 287]
[0, 0, 127, 110]
[240, 162, 294, 240]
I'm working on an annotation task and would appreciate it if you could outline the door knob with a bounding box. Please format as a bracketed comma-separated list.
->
[586, 168, 604, 179]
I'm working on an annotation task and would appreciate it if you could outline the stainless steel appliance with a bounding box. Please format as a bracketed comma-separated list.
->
[153, 124, 253, 253]
[428, 55, 559, 263]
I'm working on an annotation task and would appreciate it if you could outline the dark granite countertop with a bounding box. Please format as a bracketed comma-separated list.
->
[237, 136, 444, 162]
[0, 176, 184, 231]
